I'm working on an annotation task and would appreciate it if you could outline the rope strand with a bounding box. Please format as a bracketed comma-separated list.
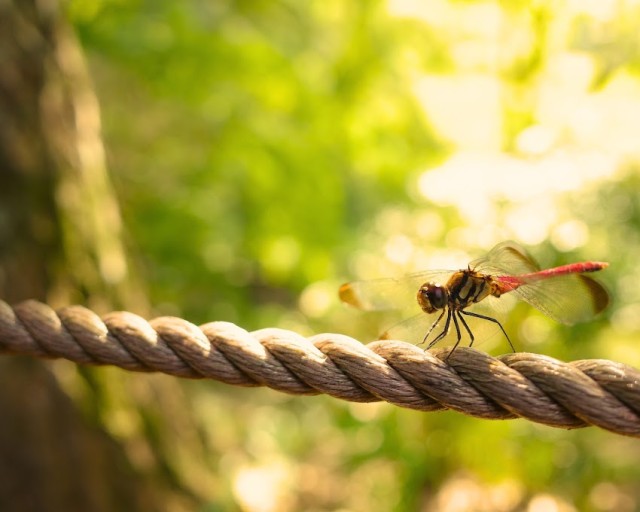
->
[1, 300, 639, 437]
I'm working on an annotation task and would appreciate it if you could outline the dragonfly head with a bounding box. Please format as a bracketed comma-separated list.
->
[417, 283, 448, 314]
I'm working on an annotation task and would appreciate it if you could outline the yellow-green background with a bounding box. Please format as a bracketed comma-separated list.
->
[61, 1, 640, 510]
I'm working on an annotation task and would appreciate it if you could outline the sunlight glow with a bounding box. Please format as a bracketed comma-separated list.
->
[519, 315, 553, 346]
[417, 150, 616, 245]
[567, 0, 619, 20]
[415, 211, 445, 240]
[233, 463, 291, 512]
[432, 474, 524, 512]
[386, 0, 448, 24]
[413, 75, 502, 151]
[516, 125, 557, 156]
[387, 0, 502, 39]
[299, 281, 334, 318]
[505, 200, 558, 246]
[528, 494, 575, 512]
[384, 234, 414, 264]
[540, 66, 640, 158]
[551, 220, 589, 252]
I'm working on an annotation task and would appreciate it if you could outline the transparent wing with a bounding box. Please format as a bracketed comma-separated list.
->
[502, 274, 609, 325]
[380, 312, 440, 343]
[471, 240, 540, 276]
[339, 270, 453, 311]
[472, 241, 609, 324]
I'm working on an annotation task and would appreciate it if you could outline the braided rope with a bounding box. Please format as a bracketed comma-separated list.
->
[1, 300, 639, 437]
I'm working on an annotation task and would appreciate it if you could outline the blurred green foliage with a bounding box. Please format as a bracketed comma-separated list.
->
[67, 0, 640, 510]
[71, 0, 443, 331]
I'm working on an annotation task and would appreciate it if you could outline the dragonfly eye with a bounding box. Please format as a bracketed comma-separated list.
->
[417, 284, 448, 313]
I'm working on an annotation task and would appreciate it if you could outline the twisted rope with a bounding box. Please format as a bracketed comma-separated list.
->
[1, 300, 639, 437]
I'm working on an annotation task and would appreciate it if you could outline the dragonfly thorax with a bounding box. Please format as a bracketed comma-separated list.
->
[417, 270, 498, 315]
[417, 283, 448, 314]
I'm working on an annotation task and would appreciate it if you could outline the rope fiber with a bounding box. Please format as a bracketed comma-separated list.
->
[1, 300, 639, 437]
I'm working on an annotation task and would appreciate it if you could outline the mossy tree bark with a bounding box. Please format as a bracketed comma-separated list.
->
[0, 2, 171, 510]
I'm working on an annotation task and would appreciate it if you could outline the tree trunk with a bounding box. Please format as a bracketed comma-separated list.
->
[0, 2, 172, 510]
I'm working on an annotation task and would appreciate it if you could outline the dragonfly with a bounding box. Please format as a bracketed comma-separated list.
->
[339, 241, 609, 354]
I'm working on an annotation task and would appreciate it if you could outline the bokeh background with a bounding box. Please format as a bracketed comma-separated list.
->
[3, 0, 640, 510]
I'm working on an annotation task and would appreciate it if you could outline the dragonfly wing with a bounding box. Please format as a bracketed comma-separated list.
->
[475, 241, 609, 324]
[471, 241, 540, 275]
[380, 313, 434, 343]
[509, 274, 609, 325]
[339, 270, 453, 311]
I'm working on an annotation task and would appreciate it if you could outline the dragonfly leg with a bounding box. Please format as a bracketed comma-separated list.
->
[457, 310, 475, 347]
[426, 308, 451, 349]
[461, 310, 515, 353]
[444, 309, 463, 360]
[451, 309, 462, 342]
[421, 309, 446, 346]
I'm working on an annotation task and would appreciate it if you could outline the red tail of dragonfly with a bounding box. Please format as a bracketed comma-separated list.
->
[339, 241, 609, 354]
